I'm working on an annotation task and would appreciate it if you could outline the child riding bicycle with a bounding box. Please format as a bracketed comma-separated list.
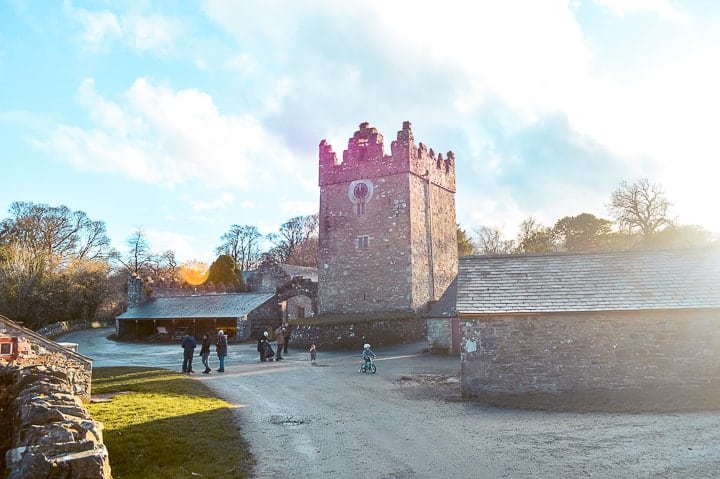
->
[359, 343, 376, 372]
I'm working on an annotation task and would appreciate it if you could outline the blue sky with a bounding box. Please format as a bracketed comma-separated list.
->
[2, 0, 719, 264]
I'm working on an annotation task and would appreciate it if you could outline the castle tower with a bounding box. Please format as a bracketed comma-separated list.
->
[318, 121, 458, 315]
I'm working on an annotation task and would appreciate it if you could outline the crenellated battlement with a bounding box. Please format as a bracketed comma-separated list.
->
[319, 121, 456, 192]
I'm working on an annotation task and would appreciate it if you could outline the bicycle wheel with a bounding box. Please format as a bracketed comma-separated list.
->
[369, 363, 376, 374]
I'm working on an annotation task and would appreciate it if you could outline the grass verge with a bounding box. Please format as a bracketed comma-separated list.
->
[88, 367, 253, 479]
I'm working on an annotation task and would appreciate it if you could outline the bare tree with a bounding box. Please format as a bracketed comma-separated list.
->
[266, 214, 319, 264]
[0, 201, 110, 268]
[286, 235, 318, 267]
[474, 226, 515, 254]
[157, 250, 180, 285]
[608, 178, 672, 238]
[0, 243, 47, 324]
[111, 228, 156, 278]
[65, 258, 114, 322]
[515, 217, 556, 253]
[215, 224, 263, 271]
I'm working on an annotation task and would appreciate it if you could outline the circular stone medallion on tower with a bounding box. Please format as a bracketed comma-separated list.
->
[348, 179, 374, 203]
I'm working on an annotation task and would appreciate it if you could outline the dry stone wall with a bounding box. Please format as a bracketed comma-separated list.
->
[290, 317, 426, 350]
[2, 365, 111, 479]
[36, 320, 113, 341]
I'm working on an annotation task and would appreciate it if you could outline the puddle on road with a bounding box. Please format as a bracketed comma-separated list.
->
[269, 415, 306, 427]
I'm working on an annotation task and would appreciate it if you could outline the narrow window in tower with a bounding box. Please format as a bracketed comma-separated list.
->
[357, 236, 369, 249]
[298, 306, 305, 319]
[356, 201, 366, 215]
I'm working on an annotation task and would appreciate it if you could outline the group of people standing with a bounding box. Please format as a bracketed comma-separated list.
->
[181, 325, 291, 373]
[182, 326, 374, 373]
[181, 329, 228, 374]
[256, 325, 289, 362]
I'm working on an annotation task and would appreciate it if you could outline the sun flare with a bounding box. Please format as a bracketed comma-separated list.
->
[180, 260, 209, 286]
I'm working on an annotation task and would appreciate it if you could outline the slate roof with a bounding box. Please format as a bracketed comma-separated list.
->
[457, 247, 720, 315]
[116, 293, 276, 319]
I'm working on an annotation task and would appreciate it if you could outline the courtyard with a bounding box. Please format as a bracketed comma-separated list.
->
[61, 327, 720, 478]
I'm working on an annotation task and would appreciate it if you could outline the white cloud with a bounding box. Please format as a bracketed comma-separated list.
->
[365, 1, 591, 120]
[36, 78, 300, 191]
[65, 2, 184, 55]
[593, 0, 690, 23]
[262, 77, 294, 115]
[223, 53, 257, 75]
[144, 229, 197, 259]
[66, 4, 122, 52]
[120, 13, 184, 54]
[186, 192, 235, 212]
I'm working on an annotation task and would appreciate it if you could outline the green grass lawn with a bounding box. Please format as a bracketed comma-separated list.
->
[88, 367, 253, 479]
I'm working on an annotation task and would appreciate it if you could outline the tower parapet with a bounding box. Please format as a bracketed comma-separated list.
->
[319, 121, 456, 193]
[318, 120, 458, 315]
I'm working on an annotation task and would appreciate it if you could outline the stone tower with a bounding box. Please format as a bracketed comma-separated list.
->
[318, 121, 458, 315]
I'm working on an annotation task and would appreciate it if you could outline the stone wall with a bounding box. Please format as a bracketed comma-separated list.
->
[36, 319, 114, 340]
[0, 318, 92, 400]
[290, 316, 427, 350]
[427, 318, 452, 353]
[460, 309, 720, 404]
[2, 365, 111, 479]
[246, 260, 291, 293]
[285, 295, 313, 321]
[247, 298, 283, 340]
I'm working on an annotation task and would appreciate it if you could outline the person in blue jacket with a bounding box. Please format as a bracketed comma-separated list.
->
[215, 330, 228, 372]
[181, 331, 197, 373]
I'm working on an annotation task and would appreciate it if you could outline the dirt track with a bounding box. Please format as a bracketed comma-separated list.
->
[63, 328, 720, 478]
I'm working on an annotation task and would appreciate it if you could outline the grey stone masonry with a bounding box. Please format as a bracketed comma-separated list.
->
[3, 365, 111, 479]
[460, 309, 720, 401]
[318, 121, 458, 315]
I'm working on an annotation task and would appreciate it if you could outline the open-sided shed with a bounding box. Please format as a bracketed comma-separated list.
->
[116, 292, 278, 342]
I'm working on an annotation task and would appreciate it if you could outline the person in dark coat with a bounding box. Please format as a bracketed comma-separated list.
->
[181, 332, 197, 374]
[257, 332, 268, 362]
[215, 330, 228, 372]
[200, 333, 212, 374]
[263, 339, 274, 362]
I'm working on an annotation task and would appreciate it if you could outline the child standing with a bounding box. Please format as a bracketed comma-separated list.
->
[309, 343, 317, 364]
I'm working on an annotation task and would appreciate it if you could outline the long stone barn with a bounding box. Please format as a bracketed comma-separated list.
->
[457, 246, 720, 406]
[116, 292, 278, 342]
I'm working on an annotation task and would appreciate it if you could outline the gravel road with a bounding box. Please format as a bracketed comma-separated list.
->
[61, 328, 720, 478]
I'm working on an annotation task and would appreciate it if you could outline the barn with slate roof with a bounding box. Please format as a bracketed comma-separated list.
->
[116, 292, 278, 342]
[457, 246, 720, 403]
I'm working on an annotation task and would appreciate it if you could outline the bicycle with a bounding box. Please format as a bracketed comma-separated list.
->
[359, 357, 377, 374]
